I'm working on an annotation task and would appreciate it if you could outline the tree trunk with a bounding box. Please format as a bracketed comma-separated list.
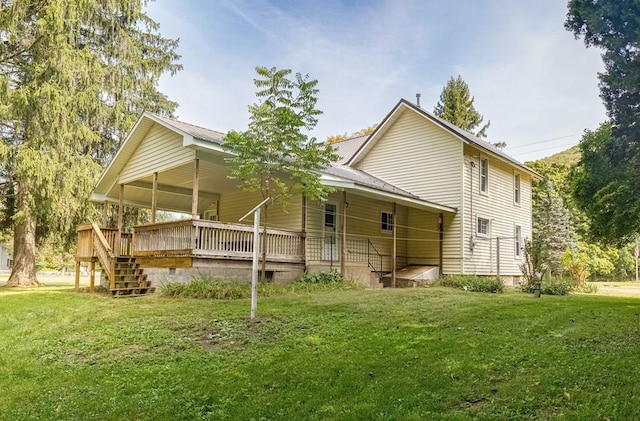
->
[6, 185, 40, 287]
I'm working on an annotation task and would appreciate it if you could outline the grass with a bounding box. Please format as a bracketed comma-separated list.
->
[1, 284, 640, 420]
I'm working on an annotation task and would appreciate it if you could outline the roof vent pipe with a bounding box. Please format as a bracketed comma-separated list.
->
[416, 93, 421, 108]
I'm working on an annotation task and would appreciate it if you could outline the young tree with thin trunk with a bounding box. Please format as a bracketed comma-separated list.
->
[224, 66, 338, 279]
[0, 0, 181, 286]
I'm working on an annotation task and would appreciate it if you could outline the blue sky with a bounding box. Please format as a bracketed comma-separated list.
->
[145, 0, 607, 162]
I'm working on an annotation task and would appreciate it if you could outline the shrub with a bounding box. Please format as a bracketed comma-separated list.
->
[520, 277, 573, 296]
[435, 275, 504, 293]
[161, 272, 360, 300]
[161, 278, 254, 300]
[295, 270, 344, 284]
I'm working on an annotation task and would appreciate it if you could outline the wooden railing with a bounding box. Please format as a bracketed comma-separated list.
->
[76, 224, 130, 260]
[133, 219, 304, 263]
[91, 223, 115, 284]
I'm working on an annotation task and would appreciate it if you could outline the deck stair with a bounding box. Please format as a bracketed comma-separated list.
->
[110, 256, 154, 297]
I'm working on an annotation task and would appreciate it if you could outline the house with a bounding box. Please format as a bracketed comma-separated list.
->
[75, 99, 538, 295]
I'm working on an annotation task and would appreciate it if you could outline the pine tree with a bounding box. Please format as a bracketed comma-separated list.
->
[533, 180, 577, 277]
[433, 75, 490, 138]
[0, 0, 181, 286]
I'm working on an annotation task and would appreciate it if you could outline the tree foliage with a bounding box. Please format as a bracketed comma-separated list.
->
[565, 0, 640, 242]
[533, 180, 577, 277]
[326, 124, 378, 144]
[223, 66, 338, 206]
[0, 0, 181, 286]
[433, 75, 490, 138]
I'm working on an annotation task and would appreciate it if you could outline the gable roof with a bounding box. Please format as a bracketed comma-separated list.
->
[347, 99, 540, 177]
[331, 135, 368, 164]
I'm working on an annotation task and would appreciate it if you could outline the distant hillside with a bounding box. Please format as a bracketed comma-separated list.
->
[529, 144, 581, 167]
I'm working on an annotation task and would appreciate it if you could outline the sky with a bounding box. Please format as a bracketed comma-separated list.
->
[145, 0, 608, 163]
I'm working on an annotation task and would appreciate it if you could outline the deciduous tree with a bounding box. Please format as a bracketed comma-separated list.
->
[224, 66, 338, 278]
[566, 0, 640, 242]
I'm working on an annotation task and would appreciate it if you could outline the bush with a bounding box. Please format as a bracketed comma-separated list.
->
[435, 275, 504, 293]
[161, 272, 360, 300]
[520, 277, 573, 296]
[295, 270, 344, 284]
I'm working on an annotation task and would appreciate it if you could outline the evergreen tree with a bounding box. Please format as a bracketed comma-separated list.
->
[0, 0, 181, 286]
[433, 75, 490, 138]
[533, 180, 577, 277]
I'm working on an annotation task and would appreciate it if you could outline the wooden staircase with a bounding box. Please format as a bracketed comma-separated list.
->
[110, 256, 154, 297]
[83, 223, 155, 297]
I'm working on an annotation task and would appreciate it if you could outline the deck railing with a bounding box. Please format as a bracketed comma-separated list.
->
[133, 219, 304, 263]
[76, 224, 133, 260]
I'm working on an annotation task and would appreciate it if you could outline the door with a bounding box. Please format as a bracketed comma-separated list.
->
[322, 203, 339, 261]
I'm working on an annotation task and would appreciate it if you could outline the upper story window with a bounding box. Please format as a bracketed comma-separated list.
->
[480, 158, 489, 193]
[477, 217, 490, 237]
[515, 225, 522, 258]
[514, 173, 521, 204]
[381, 211, 394, 232]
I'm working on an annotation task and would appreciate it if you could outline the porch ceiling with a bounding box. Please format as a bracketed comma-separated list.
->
[93, 158, 242, 214]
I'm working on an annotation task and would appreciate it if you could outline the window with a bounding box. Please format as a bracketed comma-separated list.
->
[515, 225, 522, 258]
[480, 158, 489, 193]
[477, 217, 490, 236]
[324, 203, 336, 229]
[381, 211, 394, 232]
[514, 173, 521, 204]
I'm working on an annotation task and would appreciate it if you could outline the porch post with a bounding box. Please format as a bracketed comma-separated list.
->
[102, 202, 108, 227]
[75, 260, 80, 292]
[392, 202, 397, 288]
[341, 190, 347, 276]
[151, 171, 158, 224]
[192, 159, 200, 218]
[439, 213, 444, 275]
[116, 184, 124, 257]
[90, 260, 96, 293]
[302, 194, 307, 262]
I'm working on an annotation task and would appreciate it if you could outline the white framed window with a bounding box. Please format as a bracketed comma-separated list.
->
[477, 217, 490, 237]
[324, 203, 336, 229]
[381, 211, 394, 232]
[514, 173, 521, 205]
[515, 225, 522, 258]
[480, 158, 489, 193]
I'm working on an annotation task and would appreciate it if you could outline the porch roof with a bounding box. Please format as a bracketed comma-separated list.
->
[91, 112, 456, 215]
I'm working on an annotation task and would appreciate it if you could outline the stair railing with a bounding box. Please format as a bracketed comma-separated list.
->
[91, 223, 115, 288]
[367, 239, 383, 278]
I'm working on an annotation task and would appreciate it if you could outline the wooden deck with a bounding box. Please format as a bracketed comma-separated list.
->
[76, 219, 305, 264]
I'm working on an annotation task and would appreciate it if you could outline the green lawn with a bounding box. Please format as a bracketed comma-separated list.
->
[1, 286, 639, 420]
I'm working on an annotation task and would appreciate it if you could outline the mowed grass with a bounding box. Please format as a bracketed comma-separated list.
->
[1, 286, 640, 420]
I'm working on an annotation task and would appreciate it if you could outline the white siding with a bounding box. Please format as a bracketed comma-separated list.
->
[461, 145, 533, 276]
[358, 109, 463, 208]
[120, 124, 194, 184]
[219, 190, 303, 231]
[305, 192, 412, 272]
[356, 109, 464, 274]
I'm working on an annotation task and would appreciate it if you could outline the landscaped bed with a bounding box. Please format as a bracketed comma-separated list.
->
[1, 284, 639, 420]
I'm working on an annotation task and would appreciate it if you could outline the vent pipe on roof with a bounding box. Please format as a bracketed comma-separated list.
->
[416, 93, 421, 108]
